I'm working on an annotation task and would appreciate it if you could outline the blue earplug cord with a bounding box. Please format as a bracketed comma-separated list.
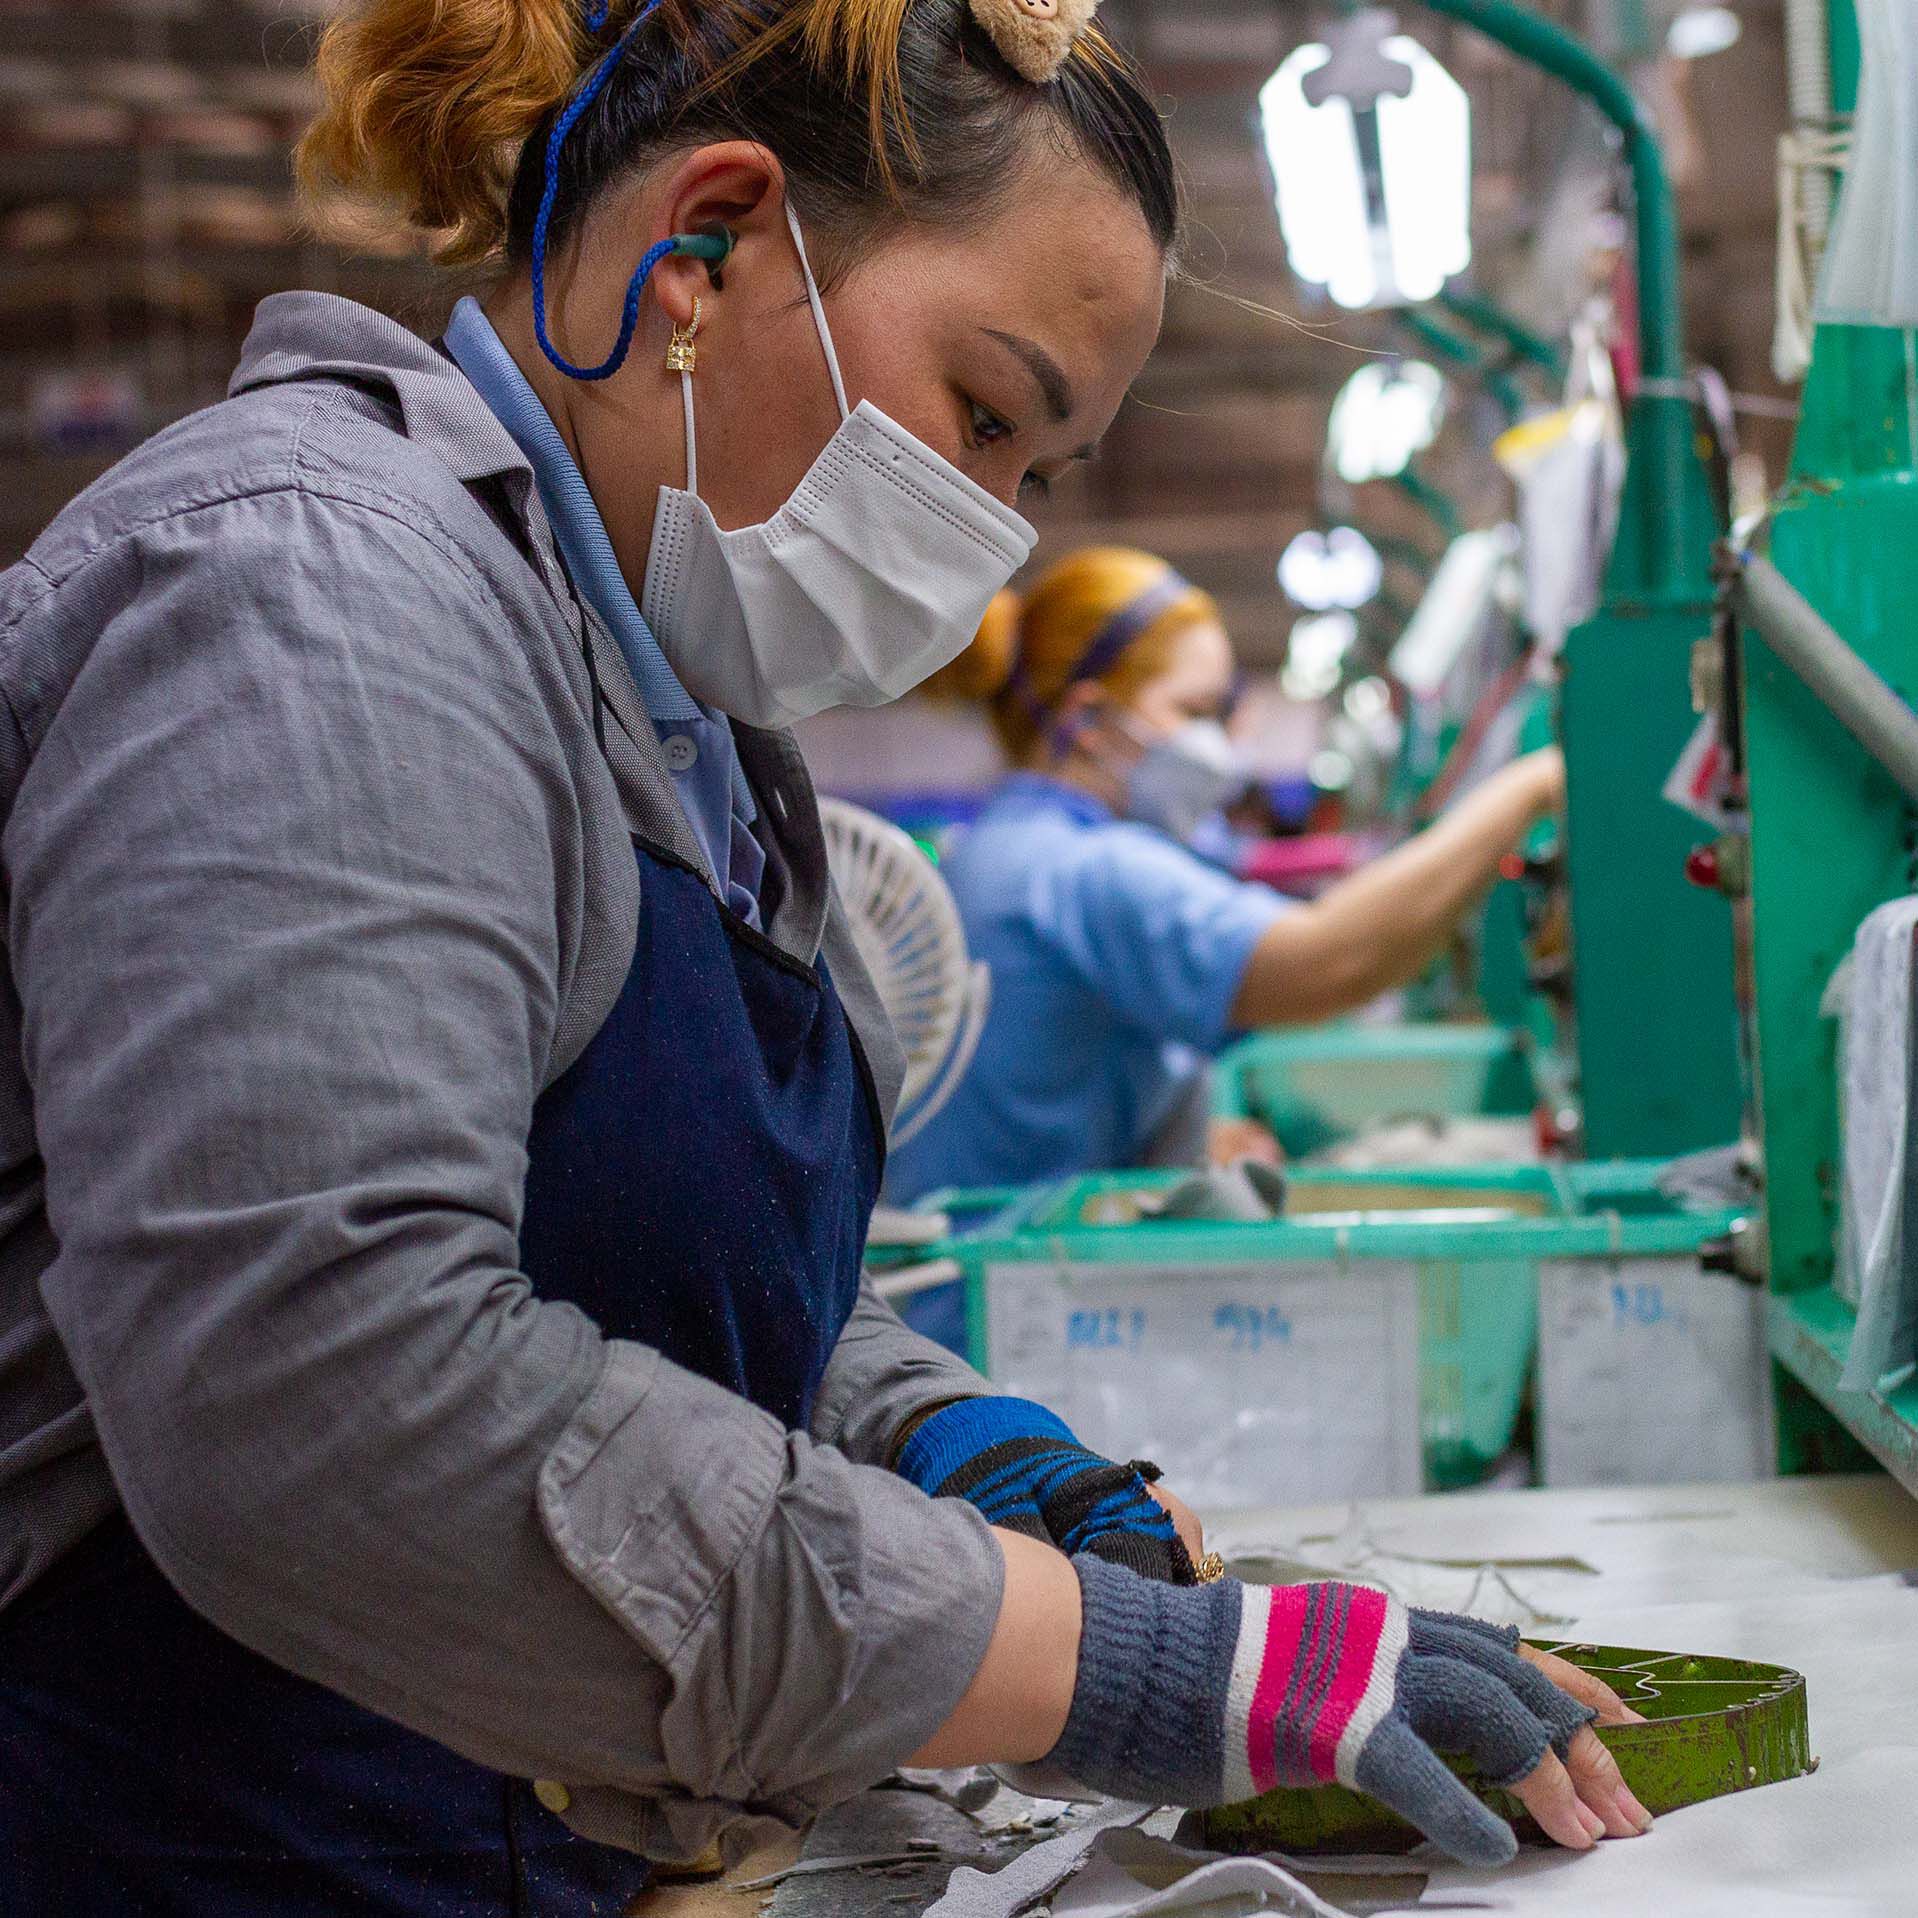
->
[533, 0, 735, 382]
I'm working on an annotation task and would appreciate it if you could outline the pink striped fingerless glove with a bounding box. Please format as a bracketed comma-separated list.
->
[1048, 1556, 1594, 1867]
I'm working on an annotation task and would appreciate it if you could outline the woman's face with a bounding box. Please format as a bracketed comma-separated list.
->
[1124, 616, 1238, 737]
[680, 157, 1168, 528]
[1055, 613, 1237, 784]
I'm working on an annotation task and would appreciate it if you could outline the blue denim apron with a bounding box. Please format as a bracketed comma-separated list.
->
[0, 841, 882, 1915]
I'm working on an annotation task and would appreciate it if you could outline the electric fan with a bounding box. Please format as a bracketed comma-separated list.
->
[819, 796, 992, 1164]
[821, 796, 992, 1272]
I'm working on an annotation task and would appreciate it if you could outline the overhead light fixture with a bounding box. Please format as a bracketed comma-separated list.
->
[1327, 360, 1447, 485]
[1282, 611, 1360, 703]
[1258, 8, 1472, 311]
[1278, 526, 1384, 611]
[1667, 6, 1742, 60]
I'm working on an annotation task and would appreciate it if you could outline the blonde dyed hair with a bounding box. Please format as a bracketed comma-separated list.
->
[929, 547, 1221, 758]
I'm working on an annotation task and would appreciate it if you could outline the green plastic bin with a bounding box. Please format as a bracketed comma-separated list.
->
[900, 1162, 1742, 1496]
[1213, 1024, 1540, 1159]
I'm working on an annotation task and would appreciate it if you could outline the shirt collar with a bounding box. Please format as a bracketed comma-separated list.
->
[999, 772, 1116, 829]
[229, 292, 529, 489]
[441, 297, 704, 730]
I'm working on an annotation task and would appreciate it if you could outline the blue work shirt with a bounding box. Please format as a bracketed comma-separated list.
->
[889, 775, 1290, 1200]
[444, 298, 765, 923]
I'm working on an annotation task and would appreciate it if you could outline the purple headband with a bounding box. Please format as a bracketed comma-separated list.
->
[1005, 567, 1197, 734]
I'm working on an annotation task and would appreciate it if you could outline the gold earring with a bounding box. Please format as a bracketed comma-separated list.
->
[665, 297, 702, 375]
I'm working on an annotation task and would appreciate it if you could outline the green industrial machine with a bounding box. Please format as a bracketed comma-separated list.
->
[1202, 1644, 1811, 1856]
[1713, 1, 1918, 1486]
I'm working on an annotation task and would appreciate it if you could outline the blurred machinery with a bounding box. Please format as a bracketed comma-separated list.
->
[1278, 0, 1745, 1163]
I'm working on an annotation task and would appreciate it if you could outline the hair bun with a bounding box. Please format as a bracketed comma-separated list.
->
[968, 0, 1102, 84]
[921, 587, 1023, 703]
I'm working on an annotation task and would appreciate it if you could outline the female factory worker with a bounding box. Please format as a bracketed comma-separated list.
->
[0, 1, 1646, 1908]
[890, 549, 1567, 1199]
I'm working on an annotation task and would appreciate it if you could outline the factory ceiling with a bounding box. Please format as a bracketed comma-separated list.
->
[0, 0, 1795, 661]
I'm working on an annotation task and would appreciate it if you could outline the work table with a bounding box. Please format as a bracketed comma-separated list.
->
[655, 1475, 1918, 1917]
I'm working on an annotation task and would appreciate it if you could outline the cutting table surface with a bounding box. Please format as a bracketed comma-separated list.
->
[651, 1474, 1918, 1917]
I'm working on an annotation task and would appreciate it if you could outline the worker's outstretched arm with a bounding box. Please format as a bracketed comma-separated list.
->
[1231, 748, 1564, 1029]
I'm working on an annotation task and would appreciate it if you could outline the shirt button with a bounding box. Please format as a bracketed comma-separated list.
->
[664, 734, 698, 773]
[533, 1779, 572, 1815]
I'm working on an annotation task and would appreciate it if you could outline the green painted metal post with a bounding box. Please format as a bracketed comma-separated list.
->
[1415, 0, 1739, 1157]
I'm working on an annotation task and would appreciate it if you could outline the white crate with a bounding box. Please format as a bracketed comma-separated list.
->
[1537, 1257, 1774, 1487]
[984, 1257, 1424, 1509]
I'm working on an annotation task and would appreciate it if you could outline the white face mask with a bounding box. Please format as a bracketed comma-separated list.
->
[641, 203, 1038, 730]
[1124, 718, 1251, 843]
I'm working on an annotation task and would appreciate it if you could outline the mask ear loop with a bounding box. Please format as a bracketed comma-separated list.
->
[783, 201, 851, 422]
[675, 204, 841, 500]
[681, 359, 698, 497]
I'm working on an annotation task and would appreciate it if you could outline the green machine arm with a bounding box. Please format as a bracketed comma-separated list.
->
[1393, 309, 1528, 423]
[1417, 0, 1700, 601]
[1437, 287, 1566, 381]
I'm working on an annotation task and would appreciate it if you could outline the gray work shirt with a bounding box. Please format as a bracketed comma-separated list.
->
[0, 292, 1002, 1862]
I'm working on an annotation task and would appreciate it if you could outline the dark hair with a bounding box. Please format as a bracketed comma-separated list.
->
[302, 1, 1178, 274]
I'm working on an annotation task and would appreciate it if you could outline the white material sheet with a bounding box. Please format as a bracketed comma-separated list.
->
[1535, 1258, 1773, 1488]
[1050, 1833, 1349, 1918]
[1836, 897, 1918, 1393]
[921, 1802, 1151, 1917]
[985, 1259, 1423, 1509]
[1204, 1478, 1918, 1635]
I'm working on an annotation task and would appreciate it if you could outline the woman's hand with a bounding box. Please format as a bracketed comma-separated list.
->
[1519, 1643, 1645, 1728]
[1508, 1643, 1655, 1843]
[1143, 1479, 1206, 1571]
[1512, 744, 1567, 818]
[917, 1558, 1654, 1870]
[1232, 743, 1572, 1028]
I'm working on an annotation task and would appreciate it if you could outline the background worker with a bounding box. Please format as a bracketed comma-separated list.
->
[890, 546, 1565, 1201]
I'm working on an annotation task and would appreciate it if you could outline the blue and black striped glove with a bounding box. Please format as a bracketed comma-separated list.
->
[895, 1397, 1197, 1584]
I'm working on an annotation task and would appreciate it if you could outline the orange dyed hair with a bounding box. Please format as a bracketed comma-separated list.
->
[927, 547, 1221, 758]
[298, 1, 1174, 270]
[300, 0, 587, 266]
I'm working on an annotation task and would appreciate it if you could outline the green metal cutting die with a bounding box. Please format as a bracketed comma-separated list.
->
[1200, 1643, 1811, 1857]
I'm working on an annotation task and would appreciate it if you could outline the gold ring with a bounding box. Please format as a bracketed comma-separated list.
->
[1194, 1552, 1227, 1584]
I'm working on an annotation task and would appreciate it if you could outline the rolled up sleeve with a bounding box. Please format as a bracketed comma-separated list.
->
[809, 1276, 996, 1467]
[8, 484, 1001, 1858]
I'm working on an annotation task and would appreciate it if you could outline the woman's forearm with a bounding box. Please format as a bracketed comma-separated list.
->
[1231, 749, 1563, 1028]
[909, 1529, 1082, 1765]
